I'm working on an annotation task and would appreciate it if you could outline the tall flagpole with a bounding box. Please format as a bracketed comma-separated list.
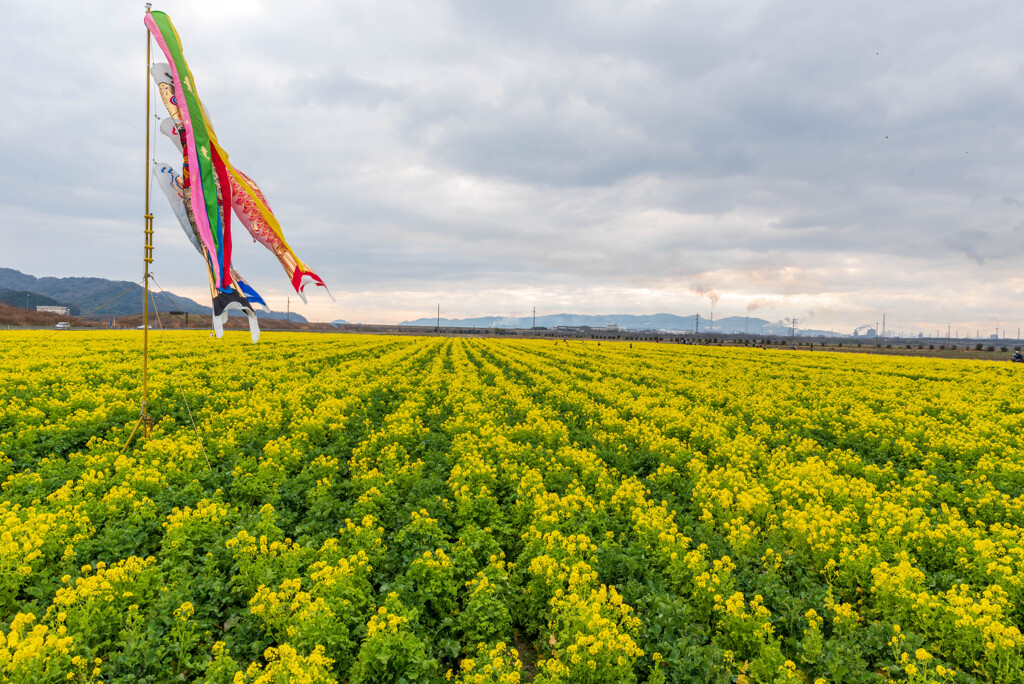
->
[141, 4, 154, 438]
[125, 4, 154, 451]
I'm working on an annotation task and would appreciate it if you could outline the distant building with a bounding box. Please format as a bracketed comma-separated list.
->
[605, 323, 619, 332]
[37, 305, 69, 315]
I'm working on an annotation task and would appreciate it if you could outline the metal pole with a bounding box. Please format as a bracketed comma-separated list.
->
[141, 4, 154, 439]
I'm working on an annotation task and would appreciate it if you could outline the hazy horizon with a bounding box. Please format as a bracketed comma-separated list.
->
[5, 264, 1024, 338]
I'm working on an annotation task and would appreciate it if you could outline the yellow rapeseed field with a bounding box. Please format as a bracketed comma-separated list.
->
[1, 331, 1022, 683]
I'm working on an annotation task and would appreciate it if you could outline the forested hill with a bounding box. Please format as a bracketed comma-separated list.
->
[0, 268, 306, 321]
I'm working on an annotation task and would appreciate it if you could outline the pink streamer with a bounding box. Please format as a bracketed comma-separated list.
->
[145, 13, 221, 286]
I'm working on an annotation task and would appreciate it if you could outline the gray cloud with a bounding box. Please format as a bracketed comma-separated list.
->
[5, 0, 1024, 332]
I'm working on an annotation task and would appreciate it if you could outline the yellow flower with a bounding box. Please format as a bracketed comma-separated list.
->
[174, 601, 194, 621]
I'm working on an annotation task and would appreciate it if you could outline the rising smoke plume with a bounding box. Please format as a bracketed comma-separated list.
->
[691, 285, 720, 308]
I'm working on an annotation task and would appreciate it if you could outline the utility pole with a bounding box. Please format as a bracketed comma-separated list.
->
[882, 313, 886, 338]
[532, 306, 536, 329]
[436, 303, 440, 333]
[286, 296, 290, 323]
[695, 313, 700, 334]
[791, 318, 798, 339]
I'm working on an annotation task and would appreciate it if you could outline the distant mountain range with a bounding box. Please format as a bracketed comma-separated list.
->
[399, 312, 839, 336]
[400, 313, 772, 333]
[3, 267, 842, 335]
[0, 268, 306, 321]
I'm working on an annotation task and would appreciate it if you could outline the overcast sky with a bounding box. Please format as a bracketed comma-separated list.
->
[6, 0, 1024, 334]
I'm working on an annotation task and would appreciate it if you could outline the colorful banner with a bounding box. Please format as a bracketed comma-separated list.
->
[145, 10, 330, 340]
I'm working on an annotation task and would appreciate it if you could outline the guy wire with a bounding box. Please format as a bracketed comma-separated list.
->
[149, 274, 213, 471]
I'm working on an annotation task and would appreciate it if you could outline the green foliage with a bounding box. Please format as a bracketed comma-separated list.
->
[349, 594, 440, 683]
[3, 333, 1024, 683]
